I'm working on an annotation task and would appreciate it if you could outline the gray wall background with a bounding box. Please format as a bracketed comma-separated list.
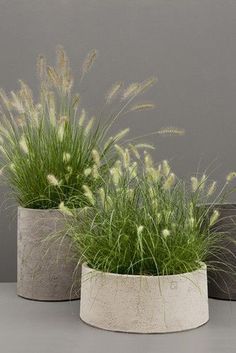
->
[0, 0, 236, 281]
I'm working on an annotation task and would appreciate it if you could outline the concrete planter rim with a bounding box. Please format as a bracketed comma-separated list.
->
[18, 206, 62, 213]
[18, 205, 86, 215]
[17, 205, 93, 213]
[82, 262, 206, 279]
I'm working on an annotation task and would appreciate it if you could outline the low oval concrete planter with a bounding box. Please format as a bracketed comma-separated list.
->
[80, 263, 209, 333]
[17, 207, 80, 301]
[204, 203, 236, 300]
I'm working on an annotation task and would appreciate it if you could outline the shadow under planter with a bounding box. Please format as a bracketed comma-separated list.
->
[205, 204, 236, 300]
[17, 207, 80, 301]
[80, 263, 209, 333]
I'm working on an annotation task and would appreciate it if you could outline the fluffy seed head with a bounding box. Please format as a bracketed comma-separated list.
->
[66, 166, 72, 174]
[148, 186, 156, 200]
[157, 127, 185, 136]
[84, 117, 95, 135]
[58, 115, 69, 124]
[114, 144, 125, 159]
[210, 209, 220, 227]
[47, 174, 60, 186]
[47, 91, 56, 126]
[98, 188, 106, 207]
[144, 152, 154, 169]
[128, 162, 138, 179]
[98, 188, 112, 210]
[47, 66, 60, 86]
[113, 128, 130, 142]
[81, 49, 97, 77]
[129, 103, 155, 112]
[137, 225, 144, 237]
[191, 177, 199, 192]
[10, 91, 24, 114]
[162, 160, 170, 177]
[114, 159, 122, 170]
[19, 136, 28, 154]
[189, 217, 195, 228]
[110, 167, 121, 186]
[163, 173, 176, 190]
[122, 83, 140, 100]
[123, 148, 130, 169]
[105, 82, 122, 103]
[135, 143, 155, 150]
[84, 168, 92, 177]
[146, 167, 158, 182]
[58, 116, 68, 142]
[91, 149, 100, 167]
[78, 109, 86, 127]
[199, 174, 207, 190]
[91, 164, 99, 179]
[63, 152, 71, 163]
[207, 181, 217, 197]
[10, 163, 15, 171]
[115, 145, 129, 168]
[0, 89, 11, 110]
[82, 185, 95, 205]
[59, 202, 73, 216]
[137, 77, 157, 95]
[103, 136, 114, 151]
[58, 125, 65, 142]
[226, 172, 236, 183]
[162, 229, 170, 238]
[56, 45, 68, 72]
[128, 144, 140, 160]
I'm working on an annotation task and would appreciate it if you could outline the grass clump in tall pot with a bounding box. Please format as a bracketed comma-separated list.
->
[0, 47, 164, 209]
[69, 151, 234, 332]
[0, 46, 174, 301]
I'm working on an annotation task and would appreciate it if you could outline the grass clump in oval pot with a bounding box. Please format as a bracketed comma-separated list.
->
[69, 150, 235, 276]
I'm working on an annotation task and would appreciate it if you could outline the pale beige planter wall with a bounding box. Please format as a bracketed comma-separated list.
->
[80, 263, 209, 333]
[17, 207, 80, 301]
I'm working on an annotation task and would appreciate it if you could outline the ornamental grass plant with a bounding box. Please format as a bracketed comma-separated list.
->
[69, 149, 236, 276]
[0, 47, 182, 209]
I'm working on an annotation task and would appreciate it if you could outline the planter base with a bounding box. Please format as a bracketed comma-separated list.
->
[17, 295, 80, 302]
[80, 264, 209, 333]
[80, 317, 209, 334]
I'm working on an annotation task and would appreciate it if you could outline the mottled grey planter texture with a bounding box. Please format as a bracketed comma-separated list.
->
[80, 263, 209, 333]
[17, 207, 80, 301]
[207, 204, 236, 300]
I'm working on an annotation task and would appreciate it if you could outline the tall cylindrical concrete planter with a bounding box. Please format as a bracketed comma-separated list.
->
[206, 204, 236, 300]
[17, 207, 80, 301]
[80, 263, 209, 333]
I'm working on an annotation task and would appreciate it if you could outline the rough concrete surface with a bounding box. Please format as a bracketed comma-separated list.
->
[80, 263, 209, 333]
[17, 207, 80, 301]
